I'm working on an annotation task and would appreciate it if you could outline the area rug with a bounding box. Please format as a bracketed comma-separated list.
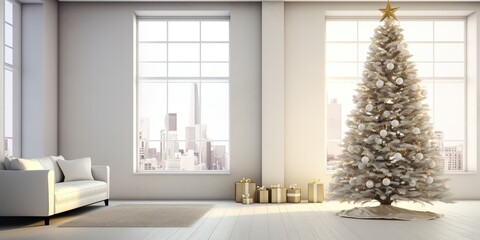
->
[338, 205, 443, 220]
[60, 204, 214, 227]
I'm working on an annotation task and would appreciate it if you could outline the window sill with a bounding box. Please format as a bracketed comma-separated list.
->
[133, 170, 231, 175]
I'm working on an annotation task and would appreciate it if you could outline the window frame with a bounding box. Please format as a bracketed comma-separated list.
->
[134, 15, 231, 174]
[325, 15, 476, 174]
[4, 0, 21, 157]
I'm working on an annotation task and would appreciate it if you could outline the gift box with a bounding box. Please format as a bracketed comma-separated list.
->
[256, 186, 269, 203]
[242, 194, 253, 204]
[235, 178, 256, 203]
[269, 184, 287, 203]
[287, 184, 301, 203]
[308, 178, 324, 203]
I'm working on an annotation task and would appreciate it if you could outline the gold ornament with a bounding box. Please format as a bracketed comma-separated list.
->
[379, 0, 399, 22]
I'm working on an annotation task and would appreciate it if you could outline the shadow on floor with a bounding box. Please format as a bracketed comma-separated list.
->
[0, 205, 106, 230]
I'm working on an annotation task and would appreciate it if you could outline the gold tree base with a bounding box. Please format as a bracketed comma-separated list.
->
[338, 205, 443, 220]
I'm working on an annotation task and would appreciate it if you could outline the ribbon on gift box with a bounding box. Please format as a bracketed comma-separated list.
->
[257, 185, 266, 191]
[287, 193, 301, 197]
[242, 193, 250, 199]
[240, 177, 253, 183]
[289, 184, 298, 189]
[240, 178, 253, 196]
[309, 178, 321, 202]
[309, 178, 321, 184]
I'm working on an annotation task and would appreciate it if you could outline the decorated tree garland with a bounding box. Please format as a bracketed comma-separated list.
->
[329, 0, 450, 219]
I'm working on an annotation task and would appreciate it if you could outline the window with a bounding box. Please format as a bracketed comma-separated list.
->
[4, 0, 20, 157]
[326, 18, 469, 172]
[135, 17, 230, 173]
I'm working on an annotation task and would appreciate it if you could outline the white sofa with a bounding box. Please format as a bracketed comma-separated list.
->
[0, 156, 109, 225]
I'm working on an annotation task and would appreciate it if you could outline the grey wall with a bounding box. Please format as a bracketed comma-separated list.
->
[58, 2, 261, 200]
[22, 0, 58, 158]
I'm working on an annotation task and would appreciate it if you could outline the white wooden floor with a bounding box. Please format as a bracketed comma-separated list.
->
[1, 200, 479, 240]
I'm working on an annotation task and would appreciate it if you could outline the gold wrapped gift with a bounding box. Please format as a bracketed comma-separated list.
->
[235, 178, 256, 203]
[308, 179, 324, 203]
[242, 194, 253, 204]
[256, 186, 269, 203]
[268, 184, 287, 203]
[287, 184, 301, 203]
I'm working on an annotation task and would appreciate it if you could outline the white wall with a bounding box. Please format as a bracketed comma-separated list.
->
[283, 1, 480, 200]
[262, 1, 285, 187]
[22, 0, 58, 158]
[58, 2, 261, 199]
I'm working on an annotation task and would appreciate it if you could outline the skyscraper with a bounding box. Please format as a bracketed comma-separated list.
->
[165, 113, 177, 131]
[435, 131, 446, 171]
[327, 98, 342, 140]
[190, 83, 201, 126]
[214, 145, 226, 170]
[327, 98, 342, 169]
[445, 145, 463, 171]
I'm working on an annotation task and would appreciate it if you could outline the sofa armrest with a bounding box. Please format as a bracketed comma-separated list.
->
[91, 165, 109, 183]
[92, 165, 110, 198]
[0, 170, 54, 217]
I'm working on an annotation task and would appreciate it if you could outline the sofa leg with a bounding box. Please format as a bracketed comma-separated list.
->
[44, 217, 50, 226]
[104, 199, 109, 206]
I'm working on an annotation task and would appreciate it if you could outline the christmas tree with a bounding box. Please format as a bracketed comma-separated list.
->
[329, 0, 449, 217]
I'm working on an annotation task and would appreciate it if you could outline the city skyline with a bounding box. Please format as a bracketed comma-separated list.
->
[138, 82, 229, 172]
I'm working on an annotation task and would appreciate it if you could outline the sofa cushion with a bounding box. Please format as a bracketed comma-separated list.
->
[50, 156, 65, 183]
[10, 158, 44, 170]
[3, 156, 15, 170]
[55, 180, 108, 205]
[57, 157, 94, 182]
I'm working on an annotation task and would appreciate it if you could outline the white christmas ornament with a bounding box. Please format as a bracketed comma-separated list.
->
[366, 104, 374, 112]
[349, 178, 356, 186]
[415, 153, 424, 160]
[395, 78, 404, 85]
[358, 124, 366, 131]
[375, 138, 383, 144]
[380, 195, 387, 200]
[412, 127, 421, 135]
[429, 161, 436, 168]
[412, 84, 419, 91]
[398, 189, 406, 195]
[394, 152, 402, 160]
[347, 145, 354, 153]
[358, 164, 365, 170]
[383, 111, 391, 117]
[397, 44, 404, 51]
[376, 80, 384, 88]
[382, 178, 391, 186]
[380, 130, 388, 138]
[366, 180, 374, 188]
[409, 180, 417, 187]
[386, 63, 394, 70]
[391, 120, 399, 127]
[361, 156, 369, 164]
[426, 176, 434, 184]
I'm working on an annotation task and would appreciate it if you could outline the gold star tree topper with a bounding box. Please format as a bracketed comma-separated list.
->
[379, 0, 399, 22]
